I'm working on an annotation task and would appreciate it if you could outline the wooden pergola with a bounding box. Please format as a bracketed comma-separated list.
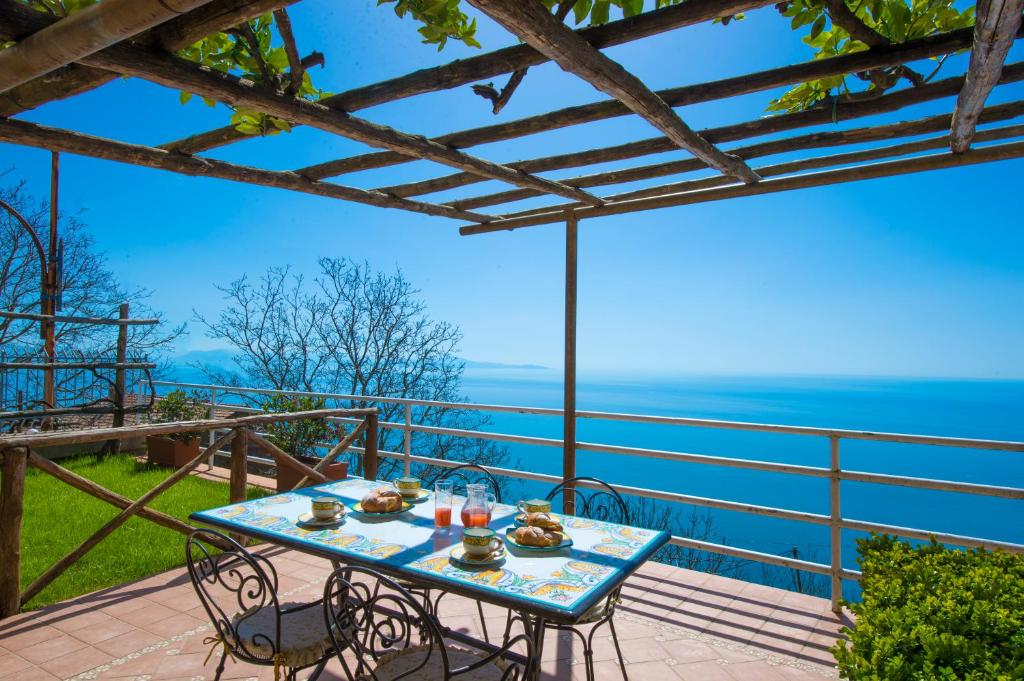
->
[1, 0, 1022, 601]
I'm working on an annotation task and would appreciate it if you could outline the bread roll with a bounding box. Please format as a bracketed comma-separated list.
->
[361, 488, 403, 512]
[513, 525, 563, 547]
[526, 512, 563, 532]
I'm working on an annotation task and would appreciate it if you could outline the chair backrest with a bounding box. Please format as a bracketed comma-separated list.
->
[435, 463, 503, 503]
[546, 476, 630, 524]
[185, 529, 282, 664]
[323, 566, 451, 680]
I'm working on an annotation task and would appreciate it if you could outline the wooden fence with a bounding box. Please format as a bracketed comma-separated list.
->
[0, 406, 379, 618]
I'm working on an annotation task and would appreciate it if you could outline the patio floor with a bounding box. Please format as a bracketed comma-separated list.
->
[0, 546, 848, 680]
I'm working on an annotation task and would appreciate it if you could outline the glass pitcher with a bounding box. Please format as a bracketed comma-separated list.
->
[460, 483, 496, 528]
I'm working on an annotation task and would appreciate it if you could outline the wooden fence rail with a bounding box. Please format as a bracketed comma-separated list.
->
[0, 406, 379, 618]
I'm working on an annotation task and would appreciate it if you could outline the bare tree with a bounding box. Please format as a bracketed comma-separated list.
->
[196, 258, 510, 480]
[627, 498, 746, 577]
[0, 179, 183, 413]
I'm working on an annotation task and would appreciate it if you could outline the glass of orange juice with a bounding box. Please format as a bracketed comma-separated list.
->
[434, 480, 454, 528]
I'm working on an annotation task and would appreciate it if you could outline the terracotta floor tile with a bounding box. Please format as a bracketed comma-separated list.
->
[50, 609, 120, 634]
[69, 617, 136, 646]
[93, 628, 165, 658]
[141, 612, 206, 639]
[39, 645, 113, 678]
[0, 651, 33, 678]
[661, 638, 720, 664]
[724, 660, 794, 681]
[673, 659, 736, 681]
[16, 633, 90, 665]
[117, 602, 179, 628]
[0, 623, 62, 653]
[6, 668, 58, 681]
[153, 651, 212, 679]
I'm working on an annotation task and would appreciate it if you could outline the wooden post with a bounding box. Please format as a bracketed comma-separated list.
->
[563, 212, 578, 515]
[829, 435, 843, 614]
[0, 447, 27, 618]
[364, 412, 379, 481]
[230, 427, 247, 504]
[229, 427, 248, 545]
[110, 302, 129, 456]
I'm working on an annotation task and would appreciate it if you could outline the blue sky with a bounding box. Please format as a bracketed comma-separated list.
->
[2, 1, 1022, 378]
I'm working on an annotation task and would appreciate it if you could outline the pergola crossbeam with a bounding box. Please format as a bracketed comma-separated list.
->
[160, 0, 777, 155]
[393, 62, 1024, 205]
[460, 140, 1024, 234]
[57, 44, 601, 207]
[304, 25, 1012, 186]
[950, 0, 1023, 152]
[0, 117, 493, 222]
[452, 100, 1024, 212]
[0, 0, 215, 95]
[467, 0, 760, 184]
[499, 120, 1024, 221]
[0, 0, 298, 115]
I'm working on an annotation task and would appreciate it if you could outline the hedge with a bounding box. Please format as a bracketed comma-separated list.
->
[833, 534, 1024, 680]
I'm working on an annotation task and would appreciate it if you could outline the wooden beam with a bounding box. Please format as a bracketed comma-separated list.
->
[291, 420, 366, 490]
[503, 122, 1024, 219]
[0, 117, 491, 223]
[459, 140, 1024, 234]
[0, 0, 297, 116]
[475, 0, 760, 183]
[314, 26, 1011, 186]
[19, 429, 236, 607]
[451, 100, 1024, 211]
[950, 0, 1023, 151]
[245, 431, 330, 485]
[65, 44, 602, 206]
[0, 0, 215, 94]
[0, 407, 378, 448]
[411, 62, 1024, 200]
[160, 0, 777, 155]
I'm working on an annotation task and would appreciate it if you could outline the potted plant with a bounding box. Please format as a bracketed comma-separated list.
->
[261, 394, 348, 491]
[147, 389, 207, 468]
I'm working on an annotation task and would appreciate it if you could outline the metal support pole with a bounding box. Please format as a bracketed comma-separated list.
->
[403, 403, 412, 476]
[563, 212, 578, 515]
[829, 435, 843, 614]
[110, 303, 128, 455]
[208, 388, 218, 450]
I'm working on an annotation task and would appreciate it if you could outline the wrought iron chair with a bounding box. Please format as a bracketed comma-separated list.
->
[503, 477, 632, 681]
[185, 529, 339, 681]
[324, 565, 531, 681]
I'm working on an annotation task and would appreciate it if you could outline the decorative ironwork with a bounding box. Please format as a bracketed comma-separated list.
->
[546, 476, 630, 525]
[436, 463, 503, 502]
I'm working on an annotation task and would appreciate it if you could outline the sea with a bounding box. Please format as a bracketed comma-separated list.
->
[167, 364, 1024, 598]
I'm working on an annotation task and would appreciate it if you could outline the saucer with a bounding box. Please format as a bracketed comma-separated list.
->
[297, 511, 346, 527]
[449, 544, 506, 568]
[399, 489, 430, 503]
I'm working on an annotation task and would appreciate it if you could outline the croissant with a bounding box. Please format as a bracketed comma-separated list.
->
[361, 488, 403, 513]
[526, 512, 563, 532]
[513, 525, 563, 547]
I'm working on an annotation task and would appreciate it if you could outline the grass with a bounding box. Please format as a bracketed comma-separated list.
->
[19, 454, 269, 609]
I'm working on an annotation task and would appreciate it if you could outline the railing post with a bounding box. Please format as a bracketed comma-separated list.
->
[829, 435, 843, 614]
[364, 412, 379, 481]
[207, 388, 218, 464]
[563, 211, 578, 515]
[0, 447, 27, 619]
[403, 403, 412, 476]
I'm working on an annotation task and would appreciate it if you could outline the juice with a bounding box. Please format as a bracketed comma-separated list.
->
[461, 508, 491, 527]
[434, 506, 452, 527]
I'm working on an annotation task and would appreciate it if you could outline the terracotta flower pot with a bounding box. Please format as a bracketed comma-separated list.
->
[276, 458, 348, 492]
[146, 436, 200, 468]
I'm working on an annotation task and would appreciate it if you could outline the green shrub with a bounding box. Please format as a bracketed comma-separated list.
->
[154, 389, 207, 442]
[833, 534, 1024, 680]
[261, 394, 343, 459]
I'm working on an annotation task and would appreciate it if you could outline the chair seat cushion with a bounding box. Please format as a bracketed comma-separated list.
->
[366, 644, 509, 681]
[230, 601, 334, 668]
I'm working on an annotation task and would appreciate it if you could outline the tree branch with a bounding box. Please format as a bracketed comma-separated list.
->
[826, 0, 925, 87]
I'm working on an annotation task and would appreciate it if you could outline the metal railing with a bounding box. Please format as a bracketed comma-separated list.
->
[154, 380, 1024, 612]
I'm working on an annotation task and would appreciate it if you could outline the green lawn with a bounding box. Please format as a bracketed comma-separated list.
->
[19, 454, 268, 609]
